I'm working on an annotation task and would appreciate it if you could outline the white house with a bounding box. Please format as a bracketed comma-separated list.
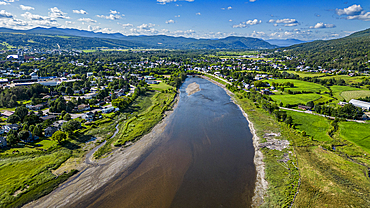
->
[349, 99, 370, 111]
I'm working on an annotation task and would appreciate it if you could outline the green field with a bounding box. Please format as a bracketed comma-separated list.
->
[270, 93, 321, 106]
[341, 90, 370, 101]
[287, 71, 326, 78]
[0, 150, 71, 207]
[266, 79, 328, 93]
[149, 82, 174, 91]
[339, 122, 370, 153]
[0, 139, 58, 154]
[313, 94, 335, 105]
[319, 75, 368, 84]
[330, 85, 362, 100]
[286, 111, 332, 142]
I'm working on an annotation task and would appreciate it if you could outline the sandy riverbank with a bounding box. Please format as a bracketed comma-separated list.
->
[24, 96, 179, 208]
[186, 82, 200, 96]
[201, 75, 268, 207]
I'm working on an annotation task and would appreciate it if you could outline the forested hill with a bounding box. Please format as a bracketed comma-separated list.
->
[0, 27, 277, 50]
[278, 28, 370, 71]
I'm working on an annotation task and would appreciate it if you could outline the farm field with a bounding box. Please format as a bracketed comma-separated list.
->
[266, 79, 329, 93]
[341, 90, 370, 101]
[339, 122, 370, 154]
[286, 111, 333, 142]
[270, 93, 321, 106]
[319, 75, 368, 84]
[287, 71, 326, 78]
[330, 85, 362, 100]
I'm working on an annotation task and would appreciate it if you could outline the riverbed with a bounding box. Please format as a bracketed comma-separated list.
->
[26, 77, 257, 208]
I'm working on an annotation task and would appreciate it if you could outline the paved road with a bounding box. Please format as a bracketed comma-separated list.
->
[279, 107, 366, 123]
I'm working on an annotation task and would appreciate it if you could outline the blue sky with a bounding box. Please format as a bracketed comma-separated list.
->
[0, 0, 369, 40]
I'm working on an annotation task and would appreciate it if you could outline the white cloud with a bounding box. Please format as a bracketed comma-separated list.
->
[137, 23, 156, 30]
[157, 0, 194, 5]
[249, 0, 257, 2]
[336, 4, 363, 16]
[309, 22, 336, 29]
[233, 19, 261, 28]
[96, 14, 122, 20]
[336, 5, 370, 21]
[227, 6, 232, 10]
[175, 15, 180, 18]
[0, 10, 13, 18]
[88, 25, 100, 31]
[73, 10, 88, 14]
[268, 18, 299, 27]
[110, 10, 119, 14]
[121, 23, 133, 28]
[65, 21, 74, 25]
[20, 5, 34, 10]
[196, 12, 201, 15]
[4, 0, 17, 2]
[0, 2, 9, 5]
[78, 18, 97, 23]
[49, 7, 70, 19]
[21, 12, 50, 20]
[166, 19, 175, 24]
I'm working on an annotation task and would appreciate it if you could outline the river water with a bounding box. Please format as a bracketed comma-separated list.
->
[71, 77, 256, 208]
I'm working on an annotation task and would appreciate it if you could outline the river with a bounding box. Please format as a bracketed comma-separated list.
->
[67, 77, 257, 208]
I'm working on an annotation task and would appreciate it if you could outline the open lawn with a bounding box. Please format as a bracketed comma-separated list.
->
[286, 111, 333, 142]
[270, 93, 321, 106]
[266, 79, 329, 93]
[341, 90, 370, 101]
[313, 94, 335, 105]
[339, 122, 370, 154]
[287, 71, 326, 78]
[0, 139, 58, 154]
[149, 82, 174, 91]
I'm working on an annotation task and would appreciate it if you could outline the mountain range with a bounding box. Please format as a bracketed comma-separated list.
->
[0, 27, 277, 50]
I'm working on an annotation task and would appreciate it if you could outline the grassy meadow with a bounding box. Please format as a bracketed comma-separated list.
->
[266, 79, 329, 93]
[149, 82, 174, 91]
[270, 93, 321, 106]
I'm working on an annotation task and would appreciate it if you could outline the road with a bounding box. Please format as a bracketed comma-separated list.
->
[279, 107, 366, 123]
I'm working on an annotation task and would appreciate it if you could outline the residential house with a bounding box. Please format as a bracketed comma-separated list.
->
[298, 105, 312, 111]
[3, 124, 20, 133]
[77, 104, 90, 112]
[83, 112, 94, 122]
[0, 137, 6, 147]
[102, 107, 116, 114]
[40, 115, 57, 122]
[53, 120, 68, 129]
[1, 111, 14, 118]
[45, 126, 58, 137]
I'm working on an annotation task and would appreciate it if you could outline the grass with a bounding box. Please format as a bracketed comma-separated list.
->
[0, 139, 58, 154]
[203, 74, 228, 85]
[0, 149, 72, 207]
[270, 93, 321, 106]
[94, 91, 176, 158]
[330, 85, 362, 100]
[319, 75, 369, 84]
[149, 82, 174, 91]
[339, 122, 370, 154]
[313, 94, 335, 105]
[341, 90, 370, 101]
[287, 71, 326, 78]
[266, 79, 329, 93]
[286, 111, 333, 142]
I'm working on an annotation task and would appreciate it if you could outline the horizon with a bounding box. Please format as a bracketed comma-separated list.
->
[0, 0, 369, 41]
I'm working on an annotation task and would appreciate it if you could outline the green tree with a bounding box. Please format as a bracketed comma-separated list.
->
[65, 87, 73, 95]
[63, 113, 71, 121]
[51, 131, 67, 144]
[18, 130, 30, 141]
[33, 124, 43, 137]
[7, 114, 20, 124]
[7, 134, 18, 146]
[15, 106, 28, 121]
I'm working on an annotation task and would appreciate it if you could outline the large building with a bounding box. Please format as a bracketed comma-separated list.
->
[349, 99, 370, 110]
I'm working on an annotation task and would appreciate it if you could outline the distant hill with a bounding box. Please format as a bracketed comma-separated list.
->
[0, 27, 277, 50]
[280, 27, 370, 70]
[265, 39, 308, 47]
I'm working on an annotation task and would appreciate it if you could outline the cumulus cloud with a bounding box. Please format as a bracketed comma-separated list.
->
[336, 4, 370, 21]
[157, 0, 194, 5]
[0, 2, 9, 5]
[0, 10, 13, 18]
[227, 6, 232, 10]
[233, 19, 261, 28]
[165, 19, 175, 24]
[73, 10, 88, 14]
[196, 12, 201, 15]
[21, 12, 50, 20]
[175, 15, 180, 18]
[49, 7, 70, 19]
[268, 18, 299, 26]
[88, 25, 100, 31]
[121, 23, 133, 28]
[137, 23, 156, 30]
[309, 22, 336, 29]
[65, 21, 74, 25]
[78, 18, 97, 23]
[110, 10, 119, 14]
[96, 14, 122, 20]
[20, 5, 34, 11]
[249, 0, 257, 2]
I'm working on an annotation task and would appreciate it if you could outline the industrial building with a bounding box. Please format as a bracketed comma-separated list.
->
[349, 99, 370, 110]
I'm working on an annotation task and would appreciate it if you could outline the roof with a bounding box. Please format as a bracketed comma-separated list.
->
[349, 99, 370, 108]
[2, 111, 14, 117]
[40, 115, 57, 121]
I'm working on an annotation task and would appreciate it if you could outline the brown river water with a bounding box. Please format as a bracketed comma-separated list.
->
[70, 77, 256, 208]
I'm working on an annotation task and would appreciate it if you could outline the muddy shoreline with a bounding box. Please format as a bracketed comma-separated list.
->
[201, 75, 267, 207]
[24, 96, 180, 208]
